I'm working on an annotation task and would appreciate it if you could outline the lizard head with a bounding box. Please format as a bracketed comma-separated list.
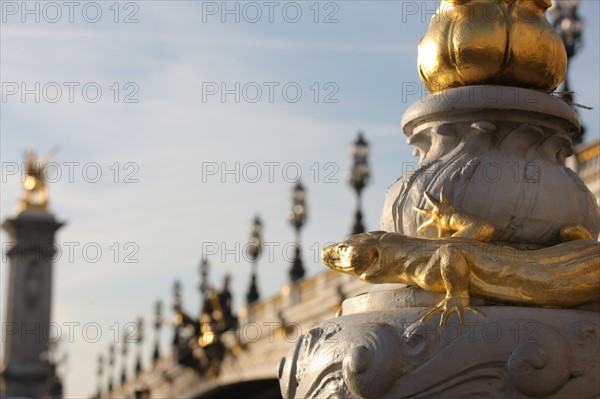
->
[321, 231, 388, 279]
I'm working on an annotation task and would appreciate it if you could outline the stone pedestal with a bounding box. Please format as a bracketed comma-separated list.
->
[1, 211, 63, 398]
[279, 287, 600, 398]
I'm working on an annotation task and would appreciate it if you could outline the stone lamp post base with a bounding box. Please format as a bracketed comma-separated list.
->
[279, 287, 600, 399]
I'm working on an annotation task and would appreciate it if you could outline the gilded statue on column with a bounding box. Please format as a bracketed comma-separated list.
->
[18, 150, 52, 214]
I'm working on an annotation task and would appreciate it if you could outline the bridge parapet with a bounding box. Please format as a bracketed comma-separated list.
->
[107, 269, 371, 398]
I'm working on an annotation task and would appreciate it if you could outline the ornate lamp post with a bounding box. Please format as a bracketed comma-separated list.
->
[219, 274, 236, 331]
[107, 344, 115, 393]
[152, 300, 162, 363]
[96, 354, 103, 398]
[348, 132, 371, 234]
[288, 182, 307, 282]
[199, 257, 210, 298]
[550, 0, 585, 143]
[120, 330, 128, 384]
[172, 281, 182, 348]
[134, 317, 144, 375]
[279, 2, 600, 398]
[198, 257, 212, 345]
[245, 216, 263, 305]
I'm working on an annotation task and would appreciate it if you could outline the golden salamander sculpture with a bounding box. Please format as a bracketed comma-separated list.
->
[322, 232, 600, 329]
[322, 192, 599, 329]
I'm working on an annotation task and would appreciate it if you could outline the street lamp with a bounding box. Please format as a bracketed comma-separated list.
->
[551, 0, 584, 59]
[288, 182, 307, 282]
[246, 216, 263, 305]
[134, 317, 144, 375]
[172, 281, 181, 348]
[120, 329, 128, 384]
[107, 344, 115, 393]
[550, 0, 585, 143]
[152, 300, 162, 363]
[348, 132, 371, 235]
[199, 257, 209, 297]
[96, 354, 103, 398]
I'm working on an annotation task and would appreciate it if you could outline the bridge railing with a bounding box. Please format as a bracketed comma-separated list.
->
[106, 269, 372, 398]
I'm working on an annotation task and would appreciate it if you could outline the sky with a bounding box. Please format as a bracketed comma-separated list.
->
[1, 1, 599, 397]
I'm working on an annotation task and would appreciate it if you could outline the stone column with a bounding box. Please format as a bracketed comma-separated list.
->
[1, 211, 63, 398]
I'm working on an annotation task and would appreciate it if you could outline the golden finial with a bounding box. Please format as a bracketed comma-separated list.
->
[418, 0, 567, 93]
[17, 149, 54, 214]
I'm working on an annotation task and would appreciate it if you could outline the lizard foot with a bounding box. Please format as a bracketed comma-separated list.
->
[559, 224, 593, 241]
[414, 188, 456, 238]
[419, 296, 486, 331]
[415, 189, 495, 241]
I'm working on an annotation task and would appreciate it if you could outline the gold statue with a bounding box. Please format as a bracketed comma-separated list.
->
[18, 150, 52, 213]
[418, 0, 567, 92]
[322, 193, 599, 330]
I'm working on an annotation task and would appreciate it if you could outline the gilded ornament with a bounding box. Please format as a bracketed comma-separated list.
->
[18, 150, 53, 214]
[322, 192, 600, 330]
[418, 0, 567, 92]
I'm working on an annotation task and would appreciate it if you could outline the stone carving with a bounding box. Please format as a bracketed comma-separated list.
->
[395, 314, 600, 398]
[382, 87, 600, 245]
[278, 322, 402, 399]
[279, 303, 600, 399]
